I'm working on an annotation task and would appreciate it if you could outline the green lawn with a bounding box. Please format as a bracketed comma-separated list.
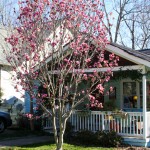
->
[1, 143, 116, 150]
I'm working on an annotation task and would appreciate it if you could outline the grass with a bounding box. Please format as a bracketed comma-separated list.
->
[1, 143, 116, 150]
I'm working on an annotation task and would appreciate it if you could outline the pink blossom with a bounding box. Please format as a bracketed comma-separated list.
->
[109, 53, 115, 60]
[105, 76, 110, 82]
[42, 94, 47, 98]
[96, 84, 104, 93]
[89, 94, 95, 101]
[107, 69, 112, 75]
[109, 86, 113, 92]
[64, 86, 68, 90]
[85, 58, 91, 63]
[81, 90, 85, 94]
[76, 61, 80, 65]
[26, 113, 33, 119]
[83, 74, 88, 80]
[51, 42, 56, 47]
[64, 58, 68, 62]
[55, 105, 59, 109]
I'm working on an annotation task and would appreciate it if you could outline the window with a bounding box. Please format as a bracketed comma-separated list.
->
[122, 80, 150, 110]
[123, 82, 137, 108]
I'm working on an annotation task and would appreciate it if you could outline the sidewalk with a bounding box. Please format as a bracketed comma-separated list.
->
[0, 135, 51, 147]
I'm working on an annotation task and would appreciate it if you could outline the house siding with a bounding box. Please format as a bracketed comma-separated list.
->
[104, 79, 121, 109]
[1, 66, 24, 102]
[24, 80, 40, 113]
[0, 66, 25, 124]
[24, 91, 30, 113]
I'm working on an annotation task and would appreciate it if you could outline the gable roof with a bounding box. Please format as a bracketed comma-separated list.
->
[106, 43, 150, 68]
[110, 43, 150, 62]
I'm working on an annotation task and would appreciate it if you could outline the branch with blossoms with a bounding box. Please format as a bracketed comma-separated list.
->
[3, 0, 119, 149]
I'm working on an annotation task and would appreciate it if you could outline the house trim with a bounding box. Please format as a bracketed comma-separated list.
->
[49, 65, 144, 74]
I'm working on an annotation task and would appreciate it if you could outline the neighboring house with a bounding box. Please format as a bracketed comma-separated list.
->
[41, 42, 150, 147]
[0, 26, 25, 124]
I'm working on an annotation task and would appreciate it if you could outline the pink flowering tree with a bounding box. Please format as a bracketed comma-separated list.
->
[3, 0, 119, 149]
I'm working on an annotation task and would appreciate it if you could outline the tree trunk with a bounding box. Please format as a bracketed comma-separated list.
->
[29, 119, 34, 131]
[54, 115, 67, 150]
[56, 130, 64, 150]
[29, 94, 34, 131]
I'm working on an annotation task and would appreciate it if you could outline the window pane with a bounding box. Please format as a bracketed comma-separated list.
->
[123, 82, 137, 108]
[123, 82, 136, 95]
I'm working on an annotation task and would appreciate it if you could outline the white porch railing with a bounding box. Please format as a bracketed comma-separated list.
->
[69, 111, 144, 137]
[43, 111, 150, 137]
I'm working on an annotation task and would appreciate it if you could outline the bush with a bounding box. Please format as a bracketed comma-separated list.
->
[64, 122, 74, 142]
[16, 115, 30, 129]
[16, 114, 42, 130]
[72, 130, 123, 147]
[95, 130, 123, 147]
[72, 130, 97, 146]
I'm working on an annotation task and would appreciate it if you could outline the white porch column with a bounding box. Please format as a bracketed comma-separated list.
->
[143, 73, 147, 139]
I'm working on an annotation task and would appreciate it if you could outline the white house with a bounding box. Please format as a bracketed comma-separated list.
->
[0, 26, 25, 124]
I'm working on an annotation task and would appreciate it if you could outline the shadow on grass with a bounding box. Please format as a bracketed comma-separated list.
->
[20, 135, 55, 148]
[0, 128, 50, 140]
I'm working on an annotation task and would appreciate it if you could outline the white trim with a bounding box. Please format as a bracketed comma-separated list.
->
[83, 65, 143, 73]
[106, 45, 150, 68]
[49, 65, 144, 74]
[143, 67, 147, 139]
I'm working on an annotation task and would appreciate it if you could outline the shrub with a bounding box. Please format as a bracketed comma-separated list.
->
[95, 130, 123, 147]
[64, 122, 74, 142]
[72, 130, 123, 147]
[16, 115, 30, 129]
[16, 114, 42, 130]
[73, 130, 97, 146]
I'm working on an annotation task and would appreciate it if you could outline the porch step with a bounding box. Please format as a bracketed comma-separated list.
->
[123, 137, 150, 147]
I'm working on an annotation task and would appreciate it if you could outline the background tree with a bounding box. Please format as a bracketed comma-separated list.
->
[102, 0, 150, 50]
[0, 0, 17, 26]
[3, 0, 118, 150]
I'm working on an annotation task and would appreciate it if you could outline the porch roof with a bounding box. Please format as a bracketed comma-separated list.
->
[110, 43, 150, 62]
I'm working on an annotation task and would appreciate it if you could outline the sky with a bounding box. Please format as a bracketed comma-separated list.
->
[1, 0, 149, 49]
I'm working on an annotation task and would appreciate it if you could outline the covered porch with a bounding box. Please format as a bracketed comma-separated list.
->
[44, 65, 150, 147]
[43, 44, 150, 147]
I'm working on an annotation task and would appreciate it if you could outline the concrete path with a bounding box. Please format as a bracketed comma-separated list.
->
[0, 135, 51, 147]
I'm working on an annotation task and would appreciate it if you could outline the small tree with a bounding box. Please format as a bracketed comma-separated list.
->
[3, 0, 118, 150]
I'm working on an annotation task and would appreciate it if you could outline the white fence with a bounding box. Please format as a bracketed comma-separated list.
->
[69, 111, 144, 137]
[44, 111, 146, 137]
